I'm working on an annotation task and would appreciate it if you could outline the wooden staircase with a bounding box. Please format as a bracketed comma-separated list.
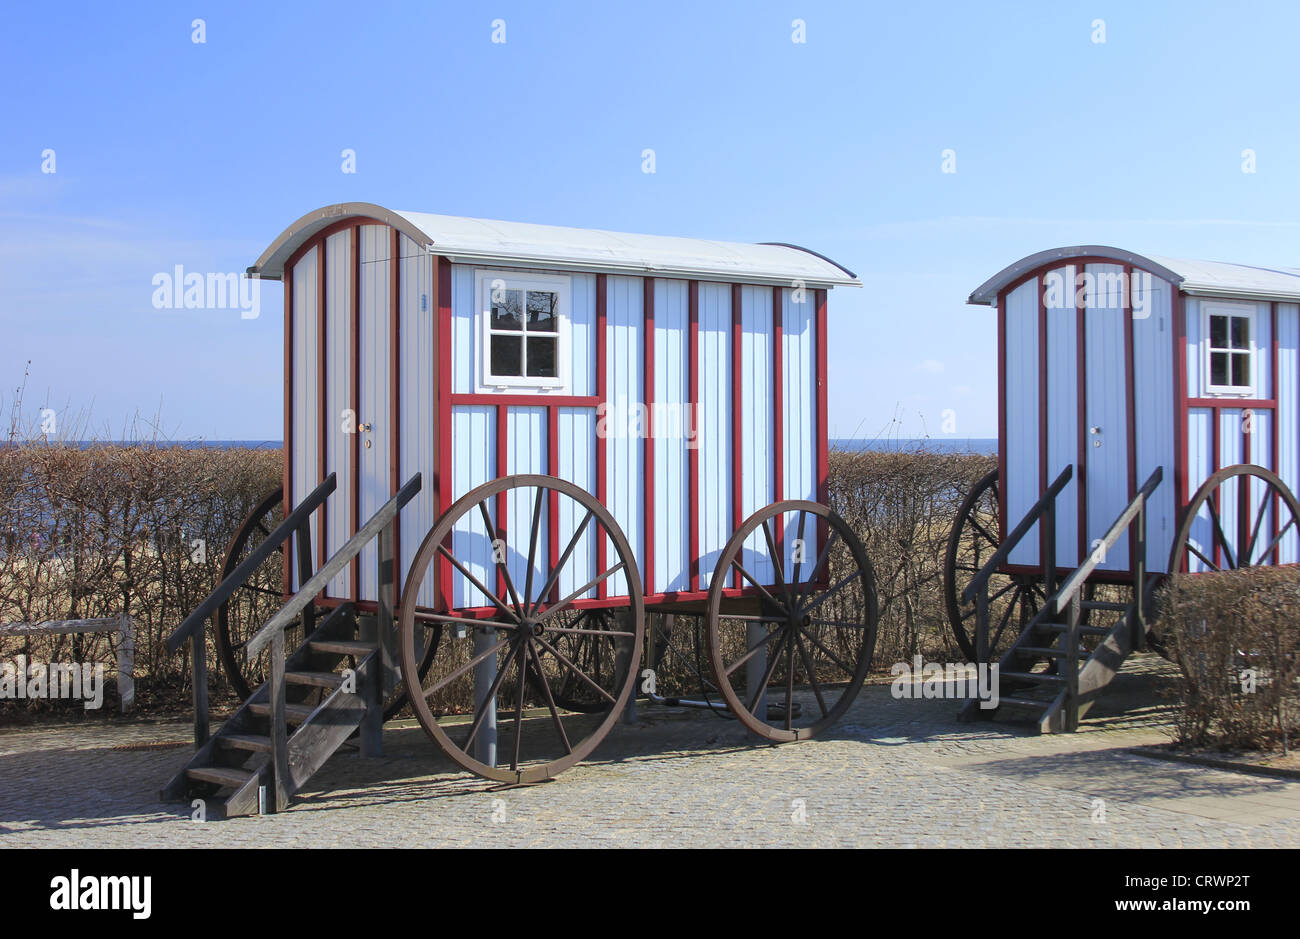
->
[160, 603, 378, 818]
[161, 472, 421, 818]
[959, 466, 1163, 733]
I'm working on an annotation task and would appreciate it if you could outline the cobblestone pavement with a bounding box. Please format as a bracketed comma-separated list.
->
[2, 654, 1298, 847]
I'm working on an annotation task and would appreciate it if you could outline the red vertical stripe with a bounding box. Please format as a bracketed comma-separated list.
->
[997, 291, 1007, 543]
[1037, 273, 1048, 571]
[595, 274, 608, 599]
[547, 406, 560, 604]
[815, 288, 829, 582]
[1271, 302, 1280, 559]
[316, 237, 328, 596]
[1172, 290, 1189, 572]
[731, 283, 744, 588]
[772, 286, 784, 559]
[436, 256, 453, 608]
[350, 225, 361, 594]
[389, 228, 402, 604]
[283, 259, 294, 597]
[1123, 264, 1138, 575]
[495, 403, 508, 597]
[688, 281, 700, 592]
[643, 277, 655, 596]
[1076, 264, 1089, 564]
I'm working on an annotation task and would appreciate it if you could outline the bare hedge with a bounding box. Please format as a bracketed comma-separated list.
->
[0, 441, 993, 715]
[1160, 567, 1300, 753]
[0, 443, 280, 714]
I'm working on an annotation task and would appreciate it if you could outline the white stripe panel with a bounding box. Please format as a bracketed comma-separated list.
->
[451, 405, 496, 608]
[290, 246, 319, 592]
[781, 286, 819, 569]
[1277, 304, 1300, 563]
[324, 229, 352, 597]
[1004, 278, 1039, 566]
[398, 238, 438, 609]
[505, 407, 548, 606]
[697, 283, 732, 588]
[654, 279, 690, 593]
[1083, 263, 1129, 571]
[357, 225, 390, 602]
[1044, 267, 1078, 569]
[740, 285, 775, 585]
[603, 275, 643, 596]
[557, 408, 598, 600]
[1131, 273, 1175, 573]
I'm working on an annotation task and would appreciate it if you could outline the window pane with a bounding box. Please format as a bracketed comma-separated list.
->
[1231, 316, 1249, 350]
[1232, 353, 1250, 387]
[1209, 315, 1227, 349]
[491, 335, 523, 376]
[1210, 351, 1228, 386]
[526, 336, 557, 377]
[527, 291, 558, 332]
[491, 288, 524, 331]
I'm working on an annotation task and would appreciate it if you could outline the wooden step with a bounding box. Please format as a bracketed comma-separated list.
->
[1001, 670, 1066, 685]
[249, 701, 315, 724]
[1040, 622, 1110, 637]
[998, 696, 1057, 709]
[1017, 645, 1086, 657]
[185, 766, 255, 788]
[285, 670, 346, 689]
[218, 734, 272, 753]
[306, 638, 375, 656]
[1081, 600, 1130, 612]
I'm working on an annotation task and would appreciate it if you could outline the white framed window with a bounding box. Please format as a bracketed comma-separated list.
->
[1202, 302, 1256, 397]
[474, 269, 570, 392]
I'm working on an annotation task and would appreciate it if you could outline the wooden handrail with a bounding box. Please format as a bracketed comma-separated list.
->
[246, 473, 422, 658]
[1053, 466, 1163, 615]
[962, 464, 1074, 605]
[166, 473, 337, 655]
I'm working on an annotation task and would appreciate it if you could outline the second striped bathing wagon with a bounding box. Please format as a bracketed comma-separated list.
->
[167, 202, 878, 806]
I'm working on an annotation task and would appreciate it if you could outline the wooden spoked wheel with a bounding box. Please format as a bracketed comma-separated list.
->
[1168, 464, 1300, 575]
[399, 475, 644, 784]
[214, 486, 294, 700]
[706, 501, 878, 743]
[943, 469, 1045, 663]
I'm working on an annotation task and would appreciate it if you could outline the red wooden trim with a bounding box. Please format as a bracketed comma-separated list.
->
[1271, 302, 1280, 560]
[384, 583, 782, 620]
[1186, 397, 1276, 409]
[389, 227, 401, 605]
[1172, 290, 1190, 572]
[688, 281, 701, 592]
[450, 393, 599, 407]
[1036, 273, 1048, 567]
[643, 276, 656, 596]
[1211, 404, 1222, 568]
[731, 283, 744, 588]
[1000, 562, 1137, 587]
[285, 216, 388, 272]
[495, 404, 508, 597]
[996, 292, 1007, 542]
[773, 286, 784, 557]
[595, 274, 608, 599]
[316, 234, 328, 596]
[1075, 263, 1088, 564]
[1123, 264, 1138, 574]
[547, 406, 560, 604]
[283, 258, 294, 597]
[350, 224, 361, 594]
[437, 256, 453, 607]
[815, 288, 829, 581]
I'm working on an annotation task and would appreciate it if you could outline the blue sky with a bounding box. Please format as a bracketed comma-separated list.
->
[4, 1, 1300, 441]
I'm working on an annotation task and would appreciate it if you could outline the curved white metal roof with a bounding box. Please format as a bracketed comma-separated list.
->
[969, 245, 1300, 305]
[250, 202, 860, 288]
